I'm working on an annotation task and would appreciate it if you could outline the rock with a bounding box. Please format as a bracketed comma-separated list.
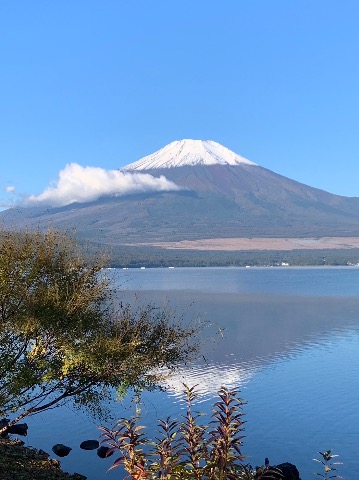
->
[97, 446, 113, 458]
[261, 462, 301, 480]
[80, 439, 99, 450]
[52, 443, 72, 457]
[7, 423, 28, 436]
[276, 463, 301, 480]
[0, 419, 28, 436]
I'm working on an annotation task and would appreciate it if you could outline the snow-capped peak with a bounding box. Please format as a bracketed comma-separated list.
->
[123, 139, 257, 170]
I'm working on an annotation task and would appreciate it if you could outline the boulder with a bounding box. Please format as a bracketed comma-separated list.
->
[52, 443, 72, 457]
[97, 446, 114, 458]
[7, 423, 28, 436]
[80, 439, 99, 450]
[261, 462, 301, 480]
[276, 463, 301, 480]
[0, 419, 28, 436]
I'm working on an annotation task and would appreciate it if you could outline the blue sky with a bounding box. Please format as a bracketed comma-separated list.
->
[1, 0, 359, 208]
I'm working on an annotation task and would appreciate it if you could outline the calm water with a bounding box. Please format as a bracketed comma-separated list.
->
[23, 267, 359, 479]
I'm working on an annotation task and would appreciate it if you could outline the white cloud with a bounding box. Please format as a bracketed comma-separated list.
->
[6, 186, 16, 193]
[26, 163, 181, 207]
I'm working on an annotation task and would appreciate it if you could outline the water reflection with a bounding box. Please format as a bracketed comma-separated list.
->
[164, 361, 258, 402]
[120, 288, 359, 367]
[115, 266, 359, 297]
[162, 325, 359, 405]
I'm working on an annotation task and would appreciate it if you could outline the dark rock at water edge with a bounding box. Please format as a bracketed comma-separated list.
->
[97, 445, 113, 458]
[261, 462, 301, 479]
[0, 419, 28, 436]
[7, 423, 28, 436]
[52, 443, 72, 457]
[80, 439, 99, 450]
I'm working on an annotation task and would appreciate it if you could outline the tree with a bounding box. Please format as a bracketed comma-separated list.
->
[0, 228, 199, 435]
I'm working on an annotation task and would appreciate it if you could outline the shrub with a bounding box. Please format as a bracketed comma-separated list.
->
[313, 450, 343, 479]
[99, 385, 283, 479]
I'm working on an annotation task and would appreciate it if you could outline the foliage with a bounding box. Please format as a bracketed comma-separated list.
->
[99, 385, 283, 479]
[313, 450, 343, 479]
[0, 228, 199, 434]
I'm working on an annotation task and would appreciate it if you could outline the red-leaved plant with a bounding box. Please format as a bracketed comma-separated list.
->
[99, 385, 285, 479]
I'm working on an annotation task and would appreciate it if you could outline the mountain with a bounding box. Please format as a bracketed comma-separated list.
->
[2, 139, 359, 246]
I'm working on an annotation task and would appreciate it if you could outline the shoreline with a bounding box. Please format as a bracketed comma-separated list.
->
[0, 438, 86, 480]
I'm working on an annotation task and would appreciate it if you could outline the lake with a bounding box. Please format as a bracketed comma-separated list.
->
[23, 267, 359, 479]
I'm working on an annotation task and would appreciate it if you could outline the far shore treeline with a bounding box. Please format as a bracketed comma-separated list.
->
[86, 243, 359, 268]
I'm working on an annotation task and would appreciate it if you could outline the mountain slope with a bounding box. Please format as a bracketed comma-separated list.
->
[2, 139, 359, 245]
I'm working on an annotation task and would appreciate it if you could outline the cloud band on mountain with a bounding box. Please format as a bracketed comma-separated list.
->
[26, 163, 181, 207]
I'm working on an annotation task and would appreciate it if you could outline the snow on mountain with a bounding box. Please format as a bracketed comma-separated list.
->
[123, 139, 257, 170]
